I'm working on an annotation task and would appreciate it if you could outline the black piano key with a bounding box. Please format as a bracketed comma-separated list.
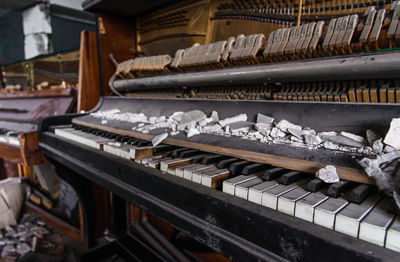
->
[179, 149, 201, 158]
[306, 178, 327, 192]
[127, 138, 138, 144]
[163, 151, 174, 157]
[280, 171, 308, 185]
[229, 161, 252, 176]
[137, 140, 152, 147]
[326, 181, 356, 198]
[153, 145, 176, 154]
[191, 154, 213, 163]
[262, 167, 287, 181]
[217, 158, 240, 169]
[347, 184, 377, 204]
[241, 163, 268, 175]
[118, 136, 131, 142]
[201, 155, 228, 165]
[131, 139, 145, 146]
[172, 148, 190, 158]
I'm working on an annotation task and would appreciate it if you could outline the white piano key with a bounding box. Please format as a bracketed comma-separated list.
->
[359, 199, 395, 246]
[223, 175, 257, 195]
[314, 197, 348, 230]
[148, 157, 171, 169]
[335, 194, 381, 237]
[248, 181, 279, 205]
[103, 143, 133, 159]
[192, 166, 216, 184]
[235, 178, 262, 200]
[386, 217, 400, 251]
[175, 164, 198, 177]
[201, 168, 230, 188]
[183, 164, 208, 180]
[278, 187, 310, 216]
[295, 192, 328, 222]
[261, 180, 308, 210]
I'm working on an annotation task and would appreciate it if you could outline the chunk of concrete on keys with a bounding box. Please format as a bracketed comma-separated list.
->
[219, 114, 247, 127]
[316, 165, 340, 183]
[276, 119, 302, 132]
[199, 118, 213, 126]
[255, 123, 272, 136]
[323, 141, 340, 150]
[170, 131, 179, 136]
[339, 131, 367, 146]
[210, 111, 219, 122]
[256, 113, 274, 125]
[372, 139, 384, 154]
[186, 110, 207, 123]
[288, 128, 305, 139]
[229, 121, 254, 132]
[320, 135, 366, 148]
[304, 134, 322, 145]
[384, 118, 400, 149]
[187, 127, 200, 138]
[366, 129, 382, 146]
[270, 127, 286, 139]
[171, 111, 185, 122]
[152, 132, 168, 146]
[202, 124, 223, 133]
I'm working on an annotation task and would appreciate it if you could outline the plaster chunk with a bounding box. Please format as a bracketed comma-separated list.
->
[256, 113, 274, 124]
[323, 141, 339, 150]
[288, 128, 304, 139]
[199, 118, 214, 126]
[219, 114, 247, 127]
[210, 111, 219, 122]
[316, 165, 340, 183]
[187, 127, 200, 138]
[320, 135, 365, 148]
[202, 124, 223, 133]
[270, 127, 286, 138]
[339, 131, 367, 145]
[170, 131, 179, 136]
[276, 119, 302, 132]
[255, 123, 272, 136]
[229, 121, 254, 132]
[384, 118, 400, 149]
[152, 133, 168, 146]
[372, 139, 384, 154]
[304, 134, 322, 145]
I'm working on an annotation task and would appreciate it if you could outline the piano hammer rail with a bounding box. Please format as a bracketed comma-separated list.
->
[112, 51, 400, 92]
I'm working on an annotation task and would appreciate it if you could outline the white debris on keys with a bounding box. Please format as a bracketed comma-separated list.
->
[90, 108, 393, 157]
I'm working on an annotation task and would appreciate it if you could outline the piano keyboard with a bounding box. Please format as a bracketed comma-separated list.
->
[53, 125, 400, 252]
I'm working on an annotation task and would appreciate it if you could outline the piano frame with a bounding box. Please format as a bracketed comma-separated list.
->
[39, 113, 397, 261]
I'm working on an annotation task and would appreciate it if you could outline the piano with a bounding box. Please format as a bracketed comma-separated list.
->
[40, 0, 400, 261]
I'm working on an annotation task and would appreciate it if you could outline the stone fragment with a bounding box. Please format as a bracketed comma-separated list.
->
[318, 131, 337, 136]
[171, 111, 184, 122]
[384, 118, 400, 149]
[255, 123, 271, 136]
[288, 128, 304, 139]
[152, 133, 168, 146]
[186, 110, 207, 123]
[202, 124, 222, 133]
[225, 125, 230, 134]
[323, 141, 339, 150]
[219, 114, 247, 127]
[270, 127, 286, 138]
[170, 131, 179, 136]
[228, 121, 254, 132]
[372, 139, 384, 154]
[101, 120, 108, 124]
[304, 134, 322, 145]
[187, 127, 200, 138]
[276, 119, 301, 132]
[339, 131, 367, 145]
[316, 165, 340, 183]
[366, 129, 382, 145]
[320, 135, 365, 148]
[256, 113, 274, 124]
[210, 111, 219, 122]
[199, 118, 213, 126]
[16, 243, 31, 255]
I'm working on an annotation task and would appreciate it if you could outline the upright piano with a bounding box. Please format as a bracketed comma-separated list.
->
[39, 0, 400, 261]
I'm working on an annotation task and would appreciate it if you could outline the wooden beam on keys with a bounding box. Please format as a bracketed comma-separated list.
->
[72, 119, 375, 185]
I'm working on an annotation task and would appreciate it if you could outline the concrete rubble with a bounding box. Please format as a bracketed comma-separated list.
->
[316, 165, 340, 183]
[0, 212, 55, 260]
[152, 133, 168, 146]
[384, 118, 400, 149]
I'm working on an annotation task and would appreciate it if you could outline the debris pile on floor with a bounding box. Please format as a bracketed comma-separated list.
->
[0, 212, 58, 261]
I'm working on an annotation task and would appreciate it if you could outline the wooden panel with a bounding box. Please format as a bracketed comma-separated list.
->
[78, 31, 101, 112]
[24, 201, 82, 243]
[97, 12, 137, 96]
[18, 131, 45, 166]
[0, 143, 24, 165]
